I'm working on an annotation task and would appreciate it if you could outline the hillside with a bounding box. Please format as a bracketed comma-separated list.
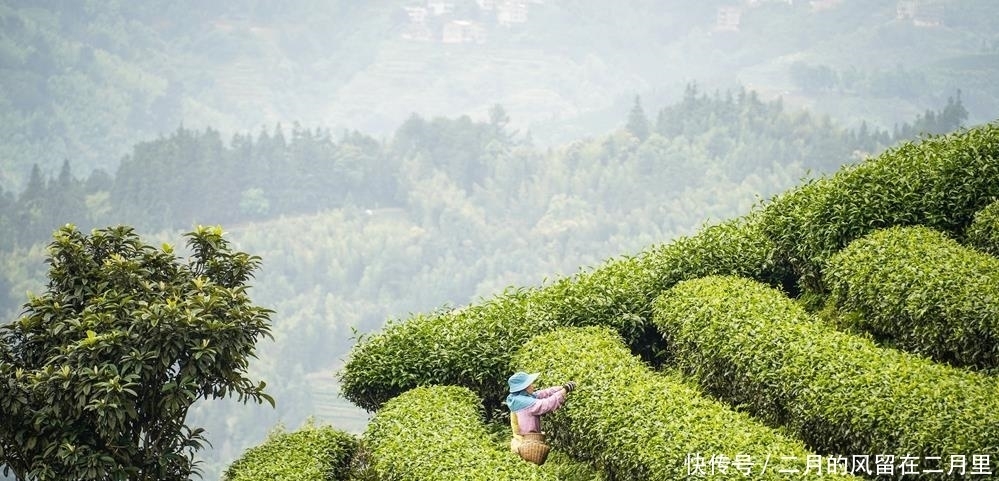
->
[2, 0, 997, 192]
[305, 122, 999, 480]
[0, 87, 977, 479]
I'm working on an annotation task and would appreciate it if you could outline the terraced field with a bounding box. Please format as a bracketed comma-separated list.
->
[325, 40, 642, 132]
[227, 123, 999, 479]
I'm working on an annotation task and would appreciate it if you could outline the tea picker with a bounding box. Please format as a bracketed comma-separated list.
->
[505, 371, 577, 465]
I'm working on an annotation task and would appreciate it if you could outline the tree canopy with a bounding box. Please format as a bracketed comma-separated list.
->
[0, 225, 273, 481]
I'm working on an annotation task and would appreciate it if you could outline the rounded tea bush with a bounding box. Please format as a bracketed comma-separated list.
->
[966, 199, 999, 256]
[361, 385, 556, 481]
[223, 424, 358, 481]
[654, 275, 999, 469]
[825, 225, 999, 370]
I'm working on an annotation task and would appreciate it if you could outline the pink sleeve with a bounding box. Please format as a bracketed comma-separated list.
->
[534, 386, 563, 399]
[524, 388, 566, 416]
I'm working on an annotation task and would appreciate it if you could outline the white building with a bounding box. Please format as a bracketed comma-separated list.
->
[809, 0, 842, 11]
[404, 6, 428, 23]
[716, 6, 742, 31]
[497, 1, 528, 26]
[897, 0, 943, 27]
[442, 20, 487, 44]
[427, 0, 456, 16]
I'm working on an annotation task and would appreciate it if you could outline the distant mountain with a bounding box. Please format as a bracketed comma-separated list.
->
[2, 0, 997, 192]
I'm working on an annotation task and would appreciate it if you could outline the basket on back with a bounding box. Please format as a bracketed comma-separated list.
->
[517, 432, 550, 465]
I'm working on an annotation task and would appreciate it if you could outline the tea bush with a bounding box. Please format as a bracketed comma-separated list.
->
[966, 199, 999, 256]
[825, 225, 999, 370]
[760, 123, 999, 293]
[338, 289, 559, 413]
[654, 275, 999, 469]
[222, 424, 358, 481]
[361, 385, 556, 481]
[512, 326, 845, 480]
[339, 214, 787, 412]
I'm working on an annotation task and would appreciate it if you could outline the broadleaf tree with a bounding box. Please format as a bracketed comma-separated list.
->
[0, 225, 274, 481]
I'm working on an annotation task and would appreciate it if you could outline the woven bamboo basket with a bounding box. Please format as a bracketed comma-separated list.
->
[517, 432, 550, 465]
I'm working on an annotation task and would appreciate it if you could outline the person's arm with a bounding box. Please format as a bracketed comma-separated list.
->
[524, 388, 566, 416]
[533, 386, 565, 399]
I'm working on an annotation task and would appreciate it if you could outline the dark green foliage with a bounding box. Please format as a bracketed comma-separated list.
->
[966, 199, 999, 256]
[513, 326, 839, 480]
[825, 226, 999, 370]
[0, 225, 273, 481]
[361, 385, 555, 481]
[760, 122, 999, 294]
[338, 213, 786, 413]
[654, 276, 999, 469]
[222, 424, 358, 481]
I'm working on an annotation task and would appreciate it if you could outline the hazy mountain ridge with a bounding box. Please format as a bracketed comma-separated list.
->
[2, 0, 996, 192]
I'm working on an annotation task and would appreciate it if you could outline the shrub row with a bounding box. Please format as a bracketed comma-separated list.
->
[967, 199, 999, 256]
[760, 122, 999, 293]
[361, 385, 556, 481]
[339, 214, 787, 412]
[222, 424, 358, 481]
[654, 275, 999, 469]
[825, 225, 999, 370]
[513, 326, 844, 480]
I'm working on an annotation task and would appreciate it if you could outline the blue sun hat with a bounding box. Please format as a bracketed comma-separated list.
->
[508, 371, 540, 393]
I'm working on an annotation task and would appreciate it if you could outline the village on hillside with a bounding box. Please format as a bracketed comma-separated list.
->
[398, 0, 948, 44]
[399, 0, 543, 44]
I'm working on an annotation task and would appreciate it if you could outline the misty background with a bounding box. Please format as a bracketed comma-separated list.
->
[1, 0, 996, 479]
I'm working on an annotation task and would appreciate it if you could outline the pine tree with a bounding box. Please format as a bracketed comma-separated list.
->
[16, 164, 49, 246]
[626, 95, 651, 142]
[50, 159, 87, 228]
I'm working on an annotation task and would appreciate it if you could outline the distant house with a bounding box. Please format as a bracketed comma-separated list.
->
[427, 0, 455, 16]
[401, 22, 433, 41]
[716, 6, 742, 31]
[913, 2, 944, 27]
[896, 0, 917, 19]
[442, 20, 486, 44]
[809, 0, 842, 11]
[497, 0, 528, 26]
[404, 6, 428, 24]
[896, 0, 943, 27]
[401, 6, 432, 41]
